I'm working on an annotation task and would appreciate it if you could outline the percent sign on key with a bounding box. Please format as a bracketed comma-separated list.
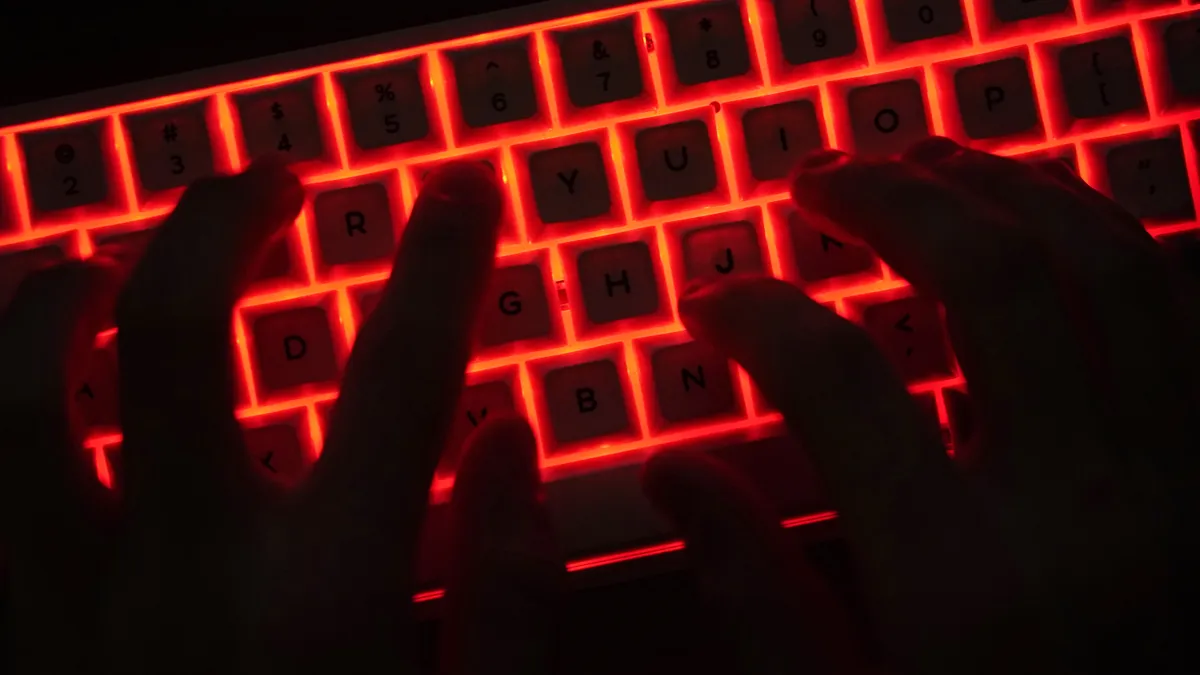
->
[375, 83, 396, 103]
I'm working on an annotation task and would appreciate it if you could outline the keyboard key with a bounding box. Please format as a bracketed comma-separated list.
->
[125, 102, 216, 193]
[649, 340, 738, 424]
[1058, 36, 1146, 122]
[337, 61, 431, 151]
[883, 0, 964, 44]
[860, 296, 952, 383]
[234, 79, 326, 164]
[680, 220, 766, 280]
[555, 17, 645, 109]
[992, 0, 1069, 23]
[635, 120, 719, 202]
[351, 284, 383, 324]
[528, 142, 613, 224]
[662, 0, 752, 86]
[1103, 136, 1195, 222]
[1085, 0, 1175, 18]
[576, 241, 661, 324]
[1164, 16, 1200, 101]
[787, 209, 876, 282]
[0, 243, 66, 311]
[954, 57, 1040, 141]
[444, 378, 518, 473]
[774, 0, 859, 66]
[312, 182, 397, 266]
[254, 237, 294, 283]
[21, 123, 111, 214]
[451, 38, 539, 129]
[76, 343, 119, 429]
[245, 422, 309, 486]
[742, 99, 824, 182]
[251, 306, 340, 395]
[543, 358, 632, 446]
[846, 78, 930, 157]
[480, 263, 554, 347]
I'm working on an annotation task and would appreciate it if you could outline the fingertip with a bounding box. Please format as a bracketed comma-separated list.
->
[455, 414, 541, 502]
[240, 155, 306, 223]
[415, 160, 505, 233]
[902, 136, 963, 166]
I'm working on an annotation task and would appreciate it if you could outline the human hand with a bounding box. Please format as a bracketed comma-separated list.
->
[0, 158, 562, 675]
[644, 137, 1198, 675]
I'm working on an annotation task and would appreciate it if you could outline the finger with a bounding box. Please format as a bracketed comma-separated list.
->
[642, 449, 862, 675]
[443, 416, 562, 675]
[678, 276, 1014, 670]
[115, 157, 303, 501]
[791, 148, 1098, 456]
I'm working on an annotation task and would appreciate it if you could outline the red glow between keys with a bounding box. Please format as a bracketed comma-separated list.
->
[6, 0, 1200, 581]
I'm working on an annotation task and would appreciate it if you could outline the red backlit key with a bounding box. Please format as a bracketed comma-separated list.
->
[883, 0, 964, 43]
[1058, 36, 1146, 122]
[21, 123, 111, 213]
[576, 241, 661, 324]
[451, 38, 539, 129]
[338, 61, 431, 150]
[954, 57, 1040, 141]
[252, 306, 340, 394]
[680, 220, 766, 280]
[312, 182, 397, 266]
[847, 78, 930, 157]
[1103, 136, 1195, 222]
[1165, 16, 1200, 101]
[0, 244, 65, 311]
[775, 0, 859, 66]
[555, 17, 645, 108]
[993, 0, 1069, 22]
[254, 237, 294, 283]
[788, 210, 876, 282]
[76, 343, 119, 429]
[635, 120, 719, 202]
[233, 79, 326, 164]
[742, 99, 824, 182]
[528, 142, 613, 224]
[1086, 0, 1175, 19]
[245, 423, 309, 486]
[444, 379, 517, 473]
[543, 359, 631, 445]
[125, 102, 216, 193]
[650, 340, 738, 424]
[861, 297, 952, 383]
[662, 1, 752, 87]
[480, 263, 554, 347]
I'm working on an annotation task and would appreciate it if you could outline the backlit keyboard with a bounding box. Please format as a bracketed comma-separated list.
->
[1, 0, 1198, 596]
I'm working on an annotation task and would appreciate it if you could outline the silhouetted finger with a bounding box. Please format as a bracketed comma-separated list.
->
[643, 449, 861, 675]
[443, 416, 561, 675]
[791, 149, 1096, 455]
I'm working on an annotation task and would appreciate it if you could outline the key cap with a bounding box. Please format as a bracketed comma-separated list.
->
[883, 0, 964, 44]
[351, 284, 383, 324]
[680, 220, 766, 280]
[0, 243, 66, 311]
[1164, 16, 1200, 101]
[860, 297, 952, 383]
[1103, 136, 1195, 222]
[556, 17, 645, 108]
[846, 78, 930, 157]
[480, 263, 555, 347]
[411, 152, 517, 241]
[337, 60, 431, 151]
[635, 119, 719, 202]
[245, 422, 309, 486]
[312, 181, 397, 266]
[444, 378, 518, 473]
[650, 340, 738, 424]
[662, 0, 753, 86]
[451, 38, 539, 129]
[774, 0, 859, 67]
[576, 241, 661, 325]
[76, 343, 119, 429]
[954, 57, 1041, 140]
[254, 237, 294, 283]
[1058, 36, 1146, 122]
[787, 209, 876, 282]
[742, 99, 824, 182]
[542, 358, 632, 446]
[251, 306, 340, 395]
[233, 79, 326, 164]
[528, 142, 613, 224]
[992, 0, 1070, 23]
[1086, 0, 1175, 18]
[21, 122, 111, 214]
[125, 102, 216, 193]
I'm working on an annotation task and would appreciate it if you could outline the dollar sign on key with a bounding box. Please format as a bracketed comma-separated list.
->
[271, 102, 284, 120]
